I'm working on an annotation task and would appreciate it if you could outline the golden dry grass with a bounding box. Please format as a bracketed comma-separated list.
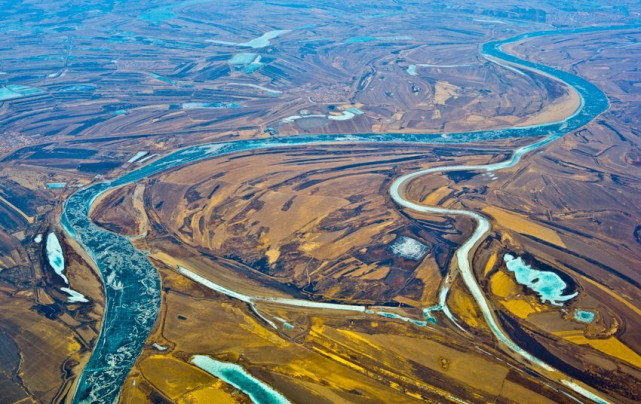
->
[421, 186, 452, 206]
[138, 355, 233, 401]
[490, 270, 517, 299]
[558, 331, 641, 369]
[483, 253, 497, 276]
[483, 206, 566, 248]
[143, 145, 450, 303]
[500, 299, 539, 319]
[448, 283, 483, 329]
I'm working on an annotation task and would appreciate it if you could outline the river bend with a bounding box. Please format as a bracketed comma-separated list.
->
[63, 24, 638, 403]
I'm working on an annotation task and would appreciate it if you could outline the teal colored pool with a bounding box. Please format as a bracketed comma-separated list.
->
[228, 53, 264, 73]
[0, 85, 44, 100]
[191, 355, 291, 404]
[230, 53, 258, 65]
[574, 310, 596, 323]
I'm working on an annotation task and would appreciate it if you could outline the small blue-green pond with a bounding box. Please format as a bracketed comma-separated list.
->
[574, 310, 596, 323]
[191, 355, 291, 404]
[0, 85, 44, 100]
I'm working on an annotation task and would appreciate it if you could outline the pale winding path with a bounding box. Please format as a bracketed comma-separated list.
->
[63, 24, 641, 403]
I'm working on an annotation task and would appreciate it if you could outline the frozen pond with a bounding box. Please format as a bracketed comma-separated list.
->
[229, 53, 264, 73]
[191, 355, 291, 404]
[230, 53, 259, 65]
[504, 254, 578, 306]
[46, 233, 68, 284]
[208, 29, 290, 49]
[0, 85, 44, 100]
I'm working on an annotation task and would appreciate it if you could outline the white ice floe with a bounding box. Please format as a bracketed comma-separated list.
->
[61, 287, 89, 303]
[127, 151, 148, 163]
[207, 29, 291, 49]
[34, 234, 42, 243]
[137, 153, 158, 164]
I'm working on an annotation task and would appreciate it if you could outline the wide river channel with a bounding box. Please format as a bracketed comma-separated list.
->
[63, 24, 637, 403]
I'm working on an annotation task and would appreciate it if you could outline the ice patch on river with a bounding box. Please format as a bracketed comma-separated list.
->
[504, 254, 577, 306]
[46, 232, 68, 284]
[191, 355, 292, 404]
[389, 236, 428, 260]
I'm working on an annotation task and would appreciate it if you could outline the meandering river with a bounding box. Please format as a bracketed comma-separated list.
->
[63, 24, 638, 403]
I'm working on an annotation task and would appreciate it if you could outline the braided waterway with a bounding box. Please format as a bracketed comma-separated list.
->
[63, 24, 639, 403]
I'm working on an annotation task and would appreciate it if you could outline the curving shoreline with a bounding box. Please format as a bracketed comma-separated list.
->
[63, 24, 638, 403]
